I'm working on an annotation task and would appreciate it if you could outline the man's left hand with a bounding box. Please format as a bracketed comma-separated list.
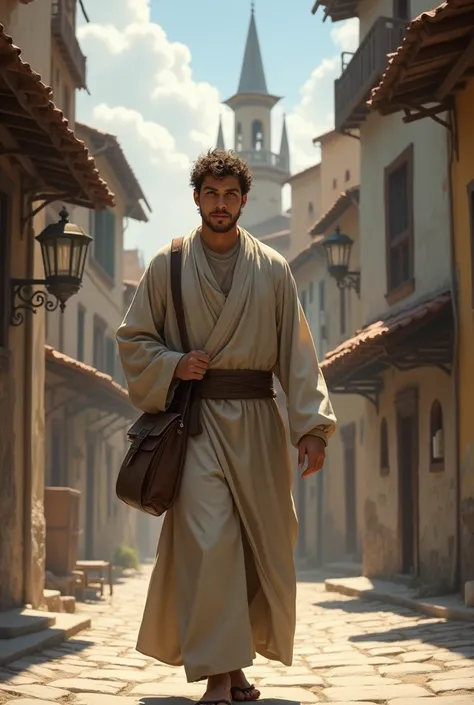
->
[298, 435, 326, 478]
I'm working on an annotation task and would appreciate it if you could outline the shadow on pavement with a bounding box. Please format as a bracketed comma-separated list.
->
[139, 700, 302, 705]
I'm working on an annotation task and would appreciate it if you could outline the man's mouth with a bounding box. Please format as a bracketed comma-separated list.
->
[211, 212, 229, 218]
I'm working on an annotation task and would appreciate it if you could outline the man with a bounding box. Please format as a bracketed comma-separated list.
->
[117, 149, 336, 705]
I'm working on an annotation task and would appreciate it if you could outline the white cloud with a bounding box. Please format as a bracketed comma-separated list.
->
[76, 1, 359, 261]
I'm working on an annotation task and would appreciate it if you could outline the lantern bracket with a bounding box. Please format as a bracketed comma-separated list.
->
[336, 271, 361, 297]
[10, 279, 62, 326]
[21, 193, 77, 230]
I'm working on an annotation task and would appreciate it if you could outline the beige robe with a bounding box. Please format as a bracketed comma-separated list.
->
[116, 228, 336, 682]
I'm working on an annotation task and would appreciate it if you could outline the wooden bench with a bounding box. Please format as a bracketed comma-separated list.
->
[75, 560, 113, 597]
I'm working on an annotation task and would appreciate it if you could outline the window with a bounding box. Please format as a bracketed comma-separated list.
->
[92, 209, 116, 280]
[308, 202, 314, 218]
[236, 122, 243, 152]
[252, 120, 264, 151]
[332, 178, 337, 190]
[0, 189, 11, 349]
[318, 280, 327, 347]
[105, 336, 116, 378]
[345, 169, 351, 182]
[309, 281, 314, 304]
[77, 306, 85, 361]
[300, 289, 307, 314]
[467, 181, 474, 307]
[380, 418, 389, 476]
[62, 83, 71, 118]
[93, 315, 107, 371]
[394, 0, 410, 19]
[384, 144, 414, 299]
[430, 400, 444, 472]
[339, 288, 346, 335]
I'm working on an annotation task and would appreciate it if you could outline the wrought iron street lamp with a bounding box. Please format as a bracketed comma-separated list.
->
[322, 226, 361, 296]
[10, 207, 93, 326]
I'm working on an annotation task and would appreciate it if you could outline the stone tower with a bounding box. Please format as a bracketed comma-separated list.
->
[218, 5, 290, 230]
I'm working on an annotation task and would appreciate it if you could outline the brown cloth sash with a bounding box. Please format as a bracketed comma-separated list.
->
[187, 369, 276, 436]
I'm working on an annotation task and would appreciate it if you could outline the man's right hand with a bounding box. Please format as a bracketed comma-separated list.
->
[174, 350, 210, 381]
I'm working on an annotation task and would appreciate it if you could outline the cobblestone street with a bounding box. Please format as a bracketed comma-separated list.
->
[1, 567, 474, 704]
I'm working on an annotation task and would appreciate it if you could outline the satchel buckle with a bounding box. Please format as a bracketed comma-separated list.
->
[126, 426, 153, 466]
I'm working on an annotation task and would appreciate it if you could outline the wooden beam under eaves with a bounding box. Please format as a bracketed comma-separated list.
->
[435, 33, 474, 101]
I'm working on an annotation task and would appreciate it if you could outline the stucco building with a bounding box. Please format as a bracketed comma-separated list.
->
[0, 0, 113, 611]
[289, 130, 363, 567]
[369, 0, 474, 593]
[45, 123, 151, 564]
[313, 0, 456, 586]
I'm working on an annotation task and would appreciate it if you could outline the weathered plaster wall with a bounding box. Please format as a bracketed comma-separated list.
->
[363, 366, 456, 582]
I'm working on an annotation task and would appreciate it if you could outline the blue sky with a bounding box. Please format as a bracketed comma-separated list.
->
[149, 1, 336, 112]
[77, 1, 357, 260]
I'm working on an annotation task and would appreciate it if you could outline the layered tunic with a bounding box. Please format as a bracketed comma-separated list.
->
[117, 228, 336, 682]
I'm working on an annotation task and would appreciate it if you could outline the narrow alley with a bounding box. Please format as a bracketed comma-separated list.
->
[0, 567, 473, 705]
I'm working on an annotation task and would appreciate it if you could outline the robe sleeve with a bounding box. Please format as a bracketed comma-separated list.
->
[116, 249, 185, 413]
[274, 259, 337, 448]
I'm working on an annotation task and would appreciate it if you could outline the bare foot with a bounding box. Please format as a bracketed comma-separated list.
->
[200, 673, 231, 705]
[230, 670, 260, 701]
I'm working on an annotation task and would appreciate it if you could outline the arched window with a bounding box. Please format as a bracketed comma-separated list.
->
[430, 399, 444, 471]
[236, 122, 243, 152]
[380, 418, 389, 476]
[252, 120, 264, 151]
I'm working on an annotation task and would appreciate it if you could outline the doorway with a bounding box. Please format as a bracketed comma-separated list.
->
[396, 387, 419, 575]
[341, 423, 357, 556]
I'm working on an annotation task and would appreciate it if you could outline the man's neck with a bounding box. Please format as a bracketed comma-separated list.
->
[200, 224, 240, 254]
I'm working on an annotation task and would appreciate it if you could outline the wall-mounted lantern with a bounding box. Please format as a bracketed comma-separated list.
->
[10, 207, 92, 326]
[322, 226, 361, 297]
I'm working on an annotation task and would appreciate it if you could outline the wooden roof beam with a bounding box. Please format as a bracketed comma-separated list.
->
[435, 32, 474, 100]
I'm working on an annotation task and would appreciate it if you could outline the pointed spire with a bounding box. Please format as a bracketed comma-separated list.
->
[279, 114, 290, 172]
[237, 4, 268, 95]
[215, 115, 225, 150]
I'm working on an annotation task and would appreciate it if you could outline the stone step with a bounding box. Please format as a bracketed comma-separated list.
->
[0, 612, 91, 666]
[0, 609, 56, 639]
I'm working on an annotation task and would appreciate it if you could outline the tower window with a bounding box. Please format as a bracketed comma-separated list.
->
[236, 122, 243, 152]
[252, 120, 264, 151]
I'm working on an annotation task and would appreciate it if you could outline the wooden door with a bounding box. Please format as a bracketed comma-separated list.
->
[396, 387, 419, 575]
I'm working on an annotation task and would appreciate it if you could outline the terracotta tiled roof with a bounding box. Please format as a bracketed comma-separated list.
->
[0, 25, 114, 210]
[45, 345, 135, 419]
[289, 236, 325, 273]
[311, 0, 357, 23]
[321, 291, 451, 379]
[286, 163, 320, 184]
[312, 128, 337, 145]
[369, 0, 474, 114]
[76, 122, 151, 222]
[310, 186, 359, 236]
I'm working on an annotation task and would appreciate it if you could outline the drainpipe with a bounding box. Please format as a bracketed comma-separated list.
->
[446, 116, 461, 592]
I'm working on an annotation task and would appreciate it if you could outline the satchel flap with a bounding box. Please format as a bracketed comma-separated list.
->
[128, 411, 181, 440]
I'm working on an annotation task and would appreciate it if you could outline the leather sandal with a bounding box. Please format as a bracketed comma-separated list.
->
[230, 685, 260, 701]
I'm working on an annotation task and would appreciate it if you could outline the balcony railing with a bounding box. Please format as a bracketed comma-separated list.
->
[239, 149, 288, 172]
[335, 16, 407, 133]
[51, 0, 87, 89]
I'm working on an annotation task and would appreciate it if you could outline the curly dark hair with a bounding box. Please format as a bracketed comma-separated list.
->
[190, 149, 253, 196]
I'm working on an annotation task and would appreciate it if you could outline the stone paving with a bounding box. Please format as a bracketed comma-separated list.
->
[0, 566, 474, 704]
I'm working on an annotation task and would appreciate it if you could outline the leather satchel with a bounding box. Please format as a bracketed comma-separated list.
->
[116, 237, 191, 517]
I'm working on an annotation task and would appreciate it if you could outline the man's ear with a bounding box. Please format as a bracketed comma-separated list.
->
[242, 193, 248, 208]
[193, 190, 199, 207]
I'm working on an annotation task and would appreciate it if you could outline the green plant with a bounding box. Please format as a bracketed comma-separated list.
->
[113, 544, 140, 570]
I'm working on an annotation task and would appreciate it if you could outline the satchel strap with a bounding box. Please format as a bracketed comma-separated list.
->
[170, 237, 190, 354]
